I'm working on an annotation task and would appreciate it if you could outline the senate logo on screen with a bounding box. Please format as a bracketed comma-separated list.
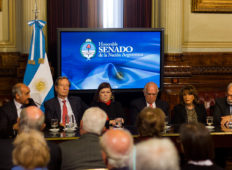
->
[80, 39, 96, 60]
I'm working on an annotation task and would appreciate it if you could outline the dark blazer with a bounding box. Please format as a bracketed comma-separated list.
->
[91, 101, 124, 120]
[44, 96, 88, 128]
[0, 98, 36, 137]
[0, 139, 61, 170]
[0, 138, 14, 170]
[172, 103, 207, 125]
[129, 97, 169, 126]
[213, 97, 230, 125]
[59, 133, 106, 170]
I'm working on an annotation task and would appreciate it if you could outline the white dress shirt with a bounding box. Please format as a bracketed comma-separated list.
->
[57, 97, 76, 124]
[14, 99, 23, 118]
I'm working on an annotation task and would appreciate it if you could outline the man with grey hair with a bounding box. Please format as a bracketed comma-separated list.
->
[59, 107, 107, 170]
[100, 129, 134, 170]
[131, 138, 179, 170]
[214, 82, 232, 125]
[18, 106, 45, 132]
[129, 82, 169, 126]
[0, 83, 36, 137]
[0, 106, 61, 170]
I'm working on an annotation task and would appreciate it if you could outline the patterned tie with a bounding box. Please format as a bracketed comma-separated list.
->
[62, 100, 69, 124]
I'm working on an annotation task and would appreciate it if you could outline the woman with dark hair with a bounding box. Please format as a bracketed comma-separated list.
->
[172, 85, 206, 125]
[180, 123, 223, 170]
[91, 82, 124, 126]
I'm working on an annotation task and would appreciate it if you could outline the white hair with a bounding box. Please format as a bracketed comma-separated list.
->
[130, 138, 179, 170]
[82, 107, 107, 135]
[100, 129, 134, 168]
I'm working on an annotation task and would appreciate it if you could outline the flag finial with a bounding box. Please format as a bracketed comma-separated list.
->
[33, 0, 39, 20]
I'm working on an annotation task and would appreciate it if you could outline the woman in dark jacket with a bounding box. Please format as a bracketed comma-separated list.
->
[172, 85, 207, 125]
[91, 82, 124, 126]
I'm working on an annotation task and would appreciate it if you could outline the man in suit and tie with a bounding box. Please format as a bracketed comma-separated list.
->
[129, 82, 169, 126]
[214, 82, 232, 126]
[44, 76, 88, 128]
[0, 83, 36, 137]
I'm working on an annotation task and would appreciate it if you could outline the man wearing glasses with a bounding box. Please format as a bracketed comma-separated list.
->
[129, 82, 169, 126]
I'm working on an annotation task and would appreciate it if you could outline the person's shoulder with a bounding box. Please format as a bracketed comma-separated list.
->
[59, 139, 79, 149]
[130, 97, 144, 105]
[173, 103, 184, 109]
[215, 97, 226, 103]
[112, 101, 122, 106]
[68, 96, 82, 101]
[156, 99, 169, 106]
[1, 100, 14, 108]
[44, 97, 57, 104]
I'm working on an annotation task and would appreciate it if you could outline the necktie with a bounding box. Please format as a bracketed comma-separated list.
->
[149, 104, 153, 108]
[62, 100, 69, 124]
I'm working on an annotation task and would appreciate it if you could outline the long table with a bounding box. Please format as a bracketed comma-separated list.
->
[44, 125, 232, 148]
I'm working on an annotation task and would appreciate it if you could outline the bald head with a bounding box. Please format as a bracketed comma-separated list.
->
[19, 106, 45, 132]
[12, 83, 31, 105]
[144, 82, 159, 104]
[100, 129, 133, 168]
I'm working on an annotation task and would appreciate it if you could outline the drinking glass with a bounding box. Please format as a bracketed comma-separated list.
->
[114, 118, 124, 128]
[228, 115, 232, 129]
[65, 115, 74, 129]
[51, 119, 58, 129]
[206, 116, 213, 126]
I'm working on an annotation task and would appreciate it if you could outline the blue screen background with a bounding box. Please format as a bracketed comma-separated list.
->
[60, 31, 161, 90]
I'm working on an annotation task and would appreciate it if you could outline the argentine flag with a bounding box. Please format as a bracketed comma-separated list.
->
[23, 20, 54, 111]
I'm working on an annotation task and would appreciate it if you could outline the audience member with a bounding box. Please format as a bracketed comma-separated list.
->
[172, 85, 206, 125]
[130, 138, 179, 170]
[12, 130, 50, 170]
[100, 129, 134, 170]
[136, 107, 165, 138]
[180, 123, 223, 170]
[91, 82, 124, 126]
[0, 83, 36, 137]
[130, 82, 169, 126]
[213, 82, 232, 125]
[59, 107, 107, 170]
[0, 106, 61, 170]
[44, 76, 88, 128]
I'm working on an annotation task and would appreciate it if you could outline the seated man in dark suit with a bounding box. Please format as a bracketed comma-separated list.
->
[59, 107, 107, 170]
[0, 106, 62, 170]
[44, 76, 88, 128]
[214, 82, 232, 126]
[1, 83, 36, 137]
[129, 82, 169, 126]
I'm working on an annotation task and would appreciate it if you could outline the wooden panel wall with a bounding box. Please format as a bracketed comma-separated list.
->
[162, 52, 232, 111]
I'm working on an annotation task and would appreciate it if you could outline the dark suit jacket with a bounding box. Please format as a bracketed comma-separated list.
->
[0, 138, 14, 170]
[44, 96, 88, 128]
[213, 97, 231, 125]
[59, 133, 106, 170]
[0, 98, 36, 137]
[172, 104, 207, 125]
[91, 101, 124, 120]
[129, 97, 169, 126]
[0, 139, 61, 170]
